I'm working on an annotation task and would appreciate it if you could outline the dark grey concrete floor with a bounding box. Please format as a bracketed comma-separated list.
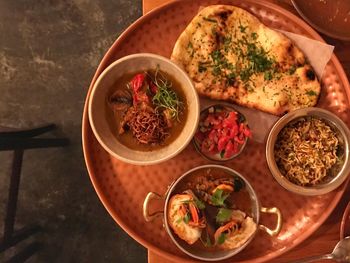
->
[0, 1, 147, 262]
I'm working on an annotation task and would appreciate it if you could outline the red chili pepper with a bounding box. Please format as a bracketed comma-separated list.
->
[130, 73, 149, 104]
[149, 81, 158, 94]
[130, 73, 145, 93]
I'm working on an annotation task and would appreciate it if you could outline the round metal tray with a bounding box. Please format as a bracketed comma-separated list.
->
[82, 0, 350, 262]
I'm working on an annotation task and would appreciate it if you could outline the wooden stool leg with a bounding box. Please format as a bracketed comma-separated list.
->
[0, 124, 57, 138]
[0, 225, 42, 253]
[0, 138, 70, 151]
[6, 242, 43, 263]
[3, 150, 23, 245]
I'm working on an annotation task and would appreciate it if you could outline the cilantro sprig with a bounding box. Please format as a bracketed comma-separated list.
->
[211, 189, 230, 207]
[216, 208, 233, 224]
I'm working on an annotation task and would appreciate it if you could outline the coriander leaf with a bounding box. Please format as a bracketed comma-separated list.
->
[217, 233, 227, 244]
[238, 23, 247, 33]
[183, 213, 190, 224]
[216, 208, 233, 224]
[251, 32, 258, 39]
[195, 199, 206, 210]
[306, 90, 317, 96]
[211, 189, 229, 207]
[187, 41, 193, 49]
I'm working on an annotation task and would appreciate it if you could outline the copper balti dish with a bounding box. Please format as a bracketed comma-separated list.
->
[143, 165, 282, 261]
[266, 107, 350, 196]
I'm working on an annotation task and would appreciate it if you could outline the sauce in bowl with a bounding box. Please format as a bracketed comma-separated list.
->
[106, 68, 188, 151]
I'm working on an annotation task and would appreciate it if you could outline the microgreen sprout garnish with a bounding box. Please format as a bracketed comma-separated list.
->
[149, 66, 183, 120]
[211, 189, 230, 207]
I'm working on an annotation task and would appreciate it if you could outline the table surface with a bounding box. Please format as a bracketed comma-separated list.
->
[142, 0, 350, 262]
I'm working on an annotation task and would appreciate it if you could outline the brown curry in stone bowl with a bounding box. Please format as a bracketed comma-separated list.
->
[88, 53, 200, 165]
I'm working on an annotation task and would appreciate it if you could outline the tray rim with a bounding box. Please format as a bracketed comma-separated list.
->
[82, 0, 350, 262]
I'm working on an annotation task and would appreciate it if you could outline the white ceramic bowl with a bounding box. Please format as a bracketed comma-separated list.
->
[88, 53, 200, 165]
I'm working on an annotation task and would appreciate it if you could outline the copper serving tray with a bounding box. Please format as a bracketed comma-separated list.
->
[82, 0, 350, 262]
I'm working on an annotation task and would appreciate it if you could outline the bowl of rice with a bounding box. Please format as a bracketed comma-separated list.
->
[266, 107, 350, 196]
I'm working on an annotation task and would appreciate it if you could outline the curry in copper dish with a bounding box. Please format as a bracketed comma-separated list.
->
[167, 167, 257, 250]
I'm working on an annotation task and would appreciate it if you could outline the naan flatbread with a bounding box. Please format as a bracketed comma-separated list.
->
[171, 5, 320, 115]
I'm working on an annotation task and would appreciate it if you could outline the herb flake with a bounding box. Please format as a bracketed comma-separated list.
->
[306, 90, 317, 96]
